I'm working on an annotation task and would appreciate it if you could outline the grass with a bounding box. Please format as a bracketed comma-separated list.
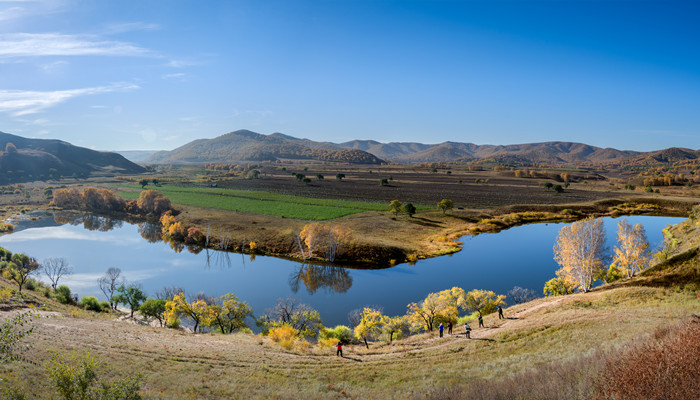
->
[117, 184, 409, 220]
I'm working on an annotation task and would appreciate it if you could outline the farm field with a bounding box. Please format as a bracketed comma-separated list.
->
[117, 184, 408, 220]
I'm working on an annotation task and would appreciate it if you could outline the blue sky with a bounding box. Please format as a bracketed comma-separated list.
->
[0, 0, 698, 151]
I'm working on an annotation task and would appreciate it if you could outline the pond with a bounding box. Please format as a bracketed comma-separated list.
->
[0, 213, 683, 327]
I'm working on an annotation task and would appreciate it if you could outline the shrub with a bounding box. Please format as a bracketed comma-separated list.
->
[319, 325, 353, 343]
[80, 296, 102, 312]
[0, 287, 12, 302]
[54, 285, 73, 304]
[269, 324, 301, 350]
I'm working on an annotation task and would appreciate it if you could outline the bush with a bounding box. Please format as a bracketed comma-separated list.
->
[319, 325, 353, 343]
[54, 285, 73, 304]
[100, 301, 111, 312]
[268, 324, 302, 350]
[80, 296, 102, 312]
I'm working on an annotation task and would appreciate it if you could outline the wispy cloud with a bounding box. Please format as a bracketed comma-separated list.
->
[103, 22, 160, 35]
[162, 72, 186, 81]
[0, 83, 139, 116]
[0, 33, 151, 58]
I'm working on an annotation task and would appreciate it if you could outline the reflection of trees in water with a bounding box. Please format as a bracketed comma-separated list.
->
[289, 264, 353, 295]
[53, 212, 122, 232]
[138, 222, 162, 243]
[204, 248, 232, 269]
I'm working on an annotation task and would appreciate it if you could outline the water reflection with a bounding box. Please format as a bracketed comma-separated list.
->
[137, 222, 161, 243]
[53, 212, 123, 232]
[289, 263, 353, 294]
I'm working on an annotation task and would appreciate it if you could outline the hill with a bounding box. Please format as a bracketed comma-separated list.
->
[0, 132, 146, 184]
[146, 130, 383, 164]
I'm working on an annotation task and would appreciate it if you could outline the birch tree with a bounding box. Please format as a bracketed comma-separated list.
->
[553, 218, 607, 293]
[611, 219, 651, 277]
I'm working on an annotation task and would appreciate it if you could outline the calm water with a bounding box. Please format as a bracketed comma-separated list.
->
[0, 214, 683, 327]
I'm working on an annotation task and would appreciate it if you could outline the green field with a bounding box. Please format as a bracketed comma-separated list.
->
[118, 184, 406, 220]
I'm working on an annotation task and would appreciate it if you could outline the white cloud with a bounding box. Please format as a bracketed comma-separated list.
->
[0, 33, 151, 58]
[0, 83, 139, 116]
[103, 22, 160, 35]
[162, 135, 180, 142]
[89, 105, 108, 109]
[162, 72, 186, 81]
[39, 59, 68, 72]
[36, 129, 49, 135]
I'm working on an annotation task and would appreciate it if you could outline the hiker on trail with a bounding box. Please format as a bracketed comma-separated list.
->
[447, 321, 453, 335]
[464, 323, 471, 339]
[336, 342, 343, 357]
[478, 313, 484, 328]
[498, 306, 504, 320]
[438, 323, 444, 338]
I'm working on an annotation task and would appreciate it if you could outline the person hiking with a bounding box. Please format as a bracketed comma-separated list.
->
[438, 323, 444, 338]
[498, 306, 504, 320]
[336, 342, 343, 357]
[464, 323, 471, 339]
[478, 313, 484, 328]
[447, 321, 453, 335]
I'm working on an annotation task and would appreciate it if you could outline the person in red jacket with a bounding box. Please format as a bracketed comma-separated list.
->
[336, 342, 343, 357]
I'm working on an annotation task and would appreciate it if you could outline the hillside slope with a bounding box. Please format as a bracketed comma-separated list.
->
[0, 131, 146, 184]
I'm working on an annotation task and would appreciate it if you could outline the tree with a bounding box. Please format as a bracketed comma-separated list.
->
[437, 199, 453, 214]
[136, 189, 171, 215]
[403, 203, 416, 218]
[7, 253, 39, 292]
[544, 182, 554, 190]
[316, 174, 324, 180]
[299, 223, 352, 262]
[258, 297, 322, 338]
[380, 178, 389, 186]
[139, 298, 167, 327]
[553, 218, 607, 293]
[204, 293, 253, 333]
[353, 307, 385, 348]
[42, 257, 72, 290]
[113, 284, 147, 318]
[463, 289, 506, 315]
[553, 184, 564, 193]
[389, 200, 402, 216]
[0, 311, 35, 363]
[543, 277, 576, 296]
[98, 267, 123, 310]
[335, 173, 345, 181]
[139, 178, 149, 189]
[382, 315, 409, 343]
[611, 219, 651, 278]
[165, 292, 208, 333]
[406, 287, 466, 332]
[508, 286, 537, 304]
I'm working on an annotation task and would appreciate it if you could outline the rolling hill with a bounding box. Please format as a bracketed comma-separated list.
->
[145, 129, 383, 164]
[0, 131, 146, 184]
[146, 129, 699, 166]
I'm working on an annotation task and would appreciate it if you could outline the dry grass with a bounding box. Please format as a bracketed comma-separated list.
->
[0, 279, 697, 399]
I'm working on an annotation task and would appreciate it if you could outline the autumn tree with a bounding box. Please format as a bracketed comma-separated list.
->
[98, 267, 123, 310]
[165, 292, 208, 332]
[382, 315, 410, 343]
[406, 287, 466, 332]
[611, 219, 651, 278]
[437, 199, 453, 214]
[137, 189, 171, 215]
[41, 257, 72, 290]
[389, 200, 402, 216]
[299, 223, 352, 262]
[204, 293, 253, 333]
[6, 254, 39, 292]
[257, 297, 322, 338]
[553, 218, 607, 293]
[353, 307, 385, 348]
[543, 277, 576, 296]
[139, 298, 167, 326]
[113, 283, 147, 318]
[463, 289, 506, 315]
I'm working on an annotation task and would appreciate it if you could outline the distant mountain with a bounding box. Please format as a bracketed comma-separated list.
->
[146, 130, 383, 164]
[115, 150, 159, 163]
[0, 131, 146, 184]
[144, 129, 699, 166]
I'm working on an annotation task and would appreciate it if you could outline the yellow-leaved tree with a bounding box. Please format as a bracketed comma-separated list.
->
[553, 218, 606, 293]
[299, 223, 352, 262]
[463, 289, 506, 315]
[611, 219, 650, 278]
[406, 287, 466, 332]
[203, 293, 253, 334]
[165, 292, 208, 333]
[353, 307, 385, 348]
